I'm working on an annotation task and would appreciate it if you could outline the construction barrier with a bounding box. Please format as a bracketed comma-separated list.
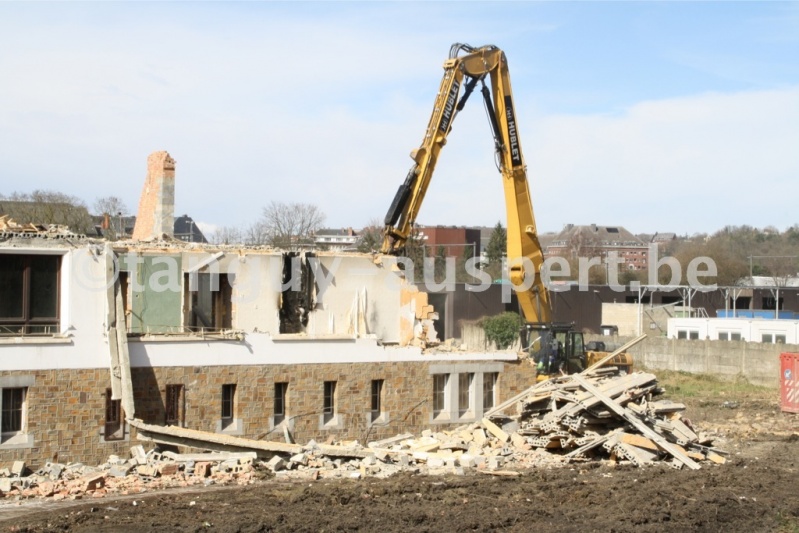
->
[780, 352, 799, 413]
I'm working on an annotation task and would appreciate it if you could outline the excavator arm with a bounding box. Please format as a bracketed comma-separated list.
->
[381, 43, 551, 324]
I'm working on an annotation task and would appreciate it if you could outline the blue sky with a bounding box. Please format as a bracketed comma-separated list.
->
[1, 1, 797, 238]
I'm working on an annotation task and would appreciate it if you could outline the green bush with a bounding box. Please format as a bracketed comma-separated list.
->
[481, 312, 521, 349]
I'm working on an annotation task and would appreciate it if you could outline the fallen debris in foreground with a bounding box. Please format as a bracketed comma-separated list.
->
[0, 371, 727, 502]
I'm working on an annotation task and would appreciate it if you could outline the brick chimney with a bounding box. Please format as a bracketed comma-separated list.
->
[132, 151, 176, 240]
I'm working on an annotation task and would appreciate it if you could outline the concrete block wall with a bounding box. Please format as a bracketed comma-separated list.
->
[587, 334, 796, 388]
[1, 359, 536, 468]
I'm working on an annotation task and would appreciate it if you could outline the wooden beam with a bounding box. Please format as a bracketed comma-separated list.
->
[582, 334, 647, 374]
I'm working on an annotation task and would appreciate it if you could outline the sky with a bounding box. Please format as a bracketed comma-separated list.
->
[1, 1, 797, 239]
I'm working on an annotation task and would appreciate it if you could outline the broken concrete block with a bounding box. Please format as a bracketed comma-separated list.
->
[194, 462, 211, 478]
[397, 454, 410, 467]
[473, 428, 488, 446]
[46, 463, 65, 481]
[510, 433, 527, 449]
[82, 473, 106, 492]
[158, 463, 179, 476]
[136, 465, 159, 478]
[290, 453, 308, 466]
[130, 445, 147, 465]
[361, 454, 377, 466]
[482, 418, 510, 443]
[487, 456, 505, 470]
[373, 449, 390, 463]
[109, 465, 132, 478]
[427, 457, 446, 469]
[0, 479, 12, 493]
[11, 461, 26, 476]
[266, 456, 287, 472]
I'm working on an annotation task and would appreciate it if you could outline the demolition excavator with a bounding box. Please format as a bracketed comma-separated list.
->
[381, 43, 632, 379]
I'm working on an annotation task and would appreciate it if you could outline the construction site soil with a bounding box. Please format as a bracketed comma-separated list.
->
[1, 397, 797, 533]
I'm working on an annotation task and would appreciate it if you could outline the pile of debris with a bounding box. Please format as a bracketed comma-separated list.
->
[0, 215, 83, 240]
[511, 369, 726, 469]
[0, 371, 728, 502]
[0, 446, 258, 502]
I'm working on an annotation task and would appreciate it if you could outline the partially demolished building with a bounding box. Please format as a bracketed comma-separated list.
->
[0, 152, 535, 467]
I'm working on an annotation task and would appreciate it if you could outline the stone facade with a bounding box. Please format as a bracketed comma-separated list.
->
[1, 360, 535, 468]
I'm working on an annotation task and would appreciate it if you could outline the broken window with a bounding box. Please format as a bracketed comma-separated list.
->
[221, 384, 236, 427]
[185, 273, 232, 332]
[0, 255, 60, 335]
[370, 379, 384, 423]
[458, 373, 474, 416]
[432, 374, 448, 418]
[279, 252, 315, 334]
[323, 381, 336, 424]
[104, 389, 124, 441]
[1, 388, 26, 435]
[274, 382, 288, 425]
[165, 384, 183, 426]
[483, 372, 498, 411]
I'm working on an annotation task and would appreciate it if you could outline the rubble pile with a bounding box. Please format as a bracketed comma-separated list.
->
[0, 215, 83, 240]
[0, 446, 258, 502]
[513, 369, 727, 469]
[0, 371, 728, 502]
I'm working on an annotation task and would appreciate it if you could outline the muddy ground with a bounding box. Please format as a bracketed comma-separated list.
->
[1, 396, 797, 532]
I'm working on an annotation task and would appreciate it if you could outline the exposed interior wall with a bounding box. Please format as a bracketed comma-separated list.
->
[121, 254, 183, 334]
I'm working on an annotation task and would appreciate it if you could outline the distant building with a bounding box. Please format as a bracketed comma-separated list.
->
[547, 223, 649, 270]
[314, 227, 359, 251]
[174, 214, 208, 243]
[651, 232, 676, 247]
[417, 225, 481, 258]
[91, 214, 207, 243]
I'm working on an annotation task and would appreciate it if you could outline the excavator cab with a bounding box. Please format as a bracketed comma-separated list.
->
[524, 322, 633, 380]
[523, 323, 586, 380]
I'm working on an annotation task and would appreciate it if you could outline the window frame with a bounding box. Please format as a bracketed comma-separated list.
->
[432, 374, 448, 418]
[370, 379, 384, 423]
[323, 381, 337, 424]
[1, 387, 26, 435]
[0, 254, 61, 336]
[221, 383, 236, 423]
[104, 388, 125, 441]
[165, 384, 184, 426]
[483, 372, 498, 411]
[274, 382, 288, 425]
[458, 373, 474, 417]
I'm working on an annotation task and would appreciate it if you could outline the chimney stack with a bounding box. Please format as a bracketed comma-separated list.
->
[132, 151, 176, 240]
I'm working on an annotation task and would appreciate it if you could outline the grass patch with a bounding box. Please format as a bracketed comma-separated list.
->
[646, 369, 775, 400]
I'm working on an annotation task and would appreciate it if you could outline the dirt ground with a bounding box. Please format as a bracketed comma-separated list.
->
[1, 396, 797, 532]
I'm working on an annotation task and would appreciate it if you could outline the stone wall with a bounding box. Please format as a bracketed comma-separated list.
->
[0, 358, 536, 468]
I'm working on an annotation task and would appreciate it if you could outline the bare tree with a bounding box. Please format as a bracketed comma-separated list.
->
[210, 225, 245, 245]
[94, 196, 128, 217]
[259, 201, 326, 249]
[0, 190, 93, 234]
[244, 220, 270, 246]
